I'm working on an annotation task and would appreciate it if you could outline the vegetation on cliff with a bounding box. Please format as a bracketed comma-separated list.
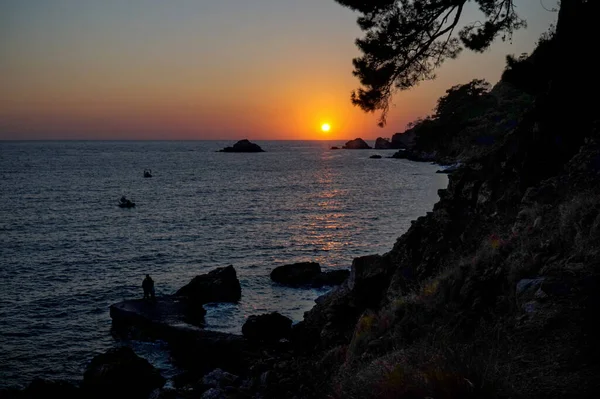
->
[264, 1, 600, 398]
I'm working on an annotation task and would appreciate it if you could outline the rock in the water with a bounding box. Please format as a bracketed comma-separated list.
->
[330, 146, 340, 150]
[82, 347, 165, 399]
[270, 262, 321, 286]
[242, 312, 292, 343]
[374, 137, 392, 149]
[311, 270, 350, 288]
[342, 138, 371, 149]
[110, 296, 207, 336]
[175, 265, 241, 304]
[218, 139, 264, 153]
[270, 262, 350, 288]
[370, 155, 382, 159]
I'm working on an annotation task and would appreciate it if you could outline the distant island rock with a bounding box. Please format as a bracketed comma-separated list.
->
[342, 138, 371, 149]
[219, 139, 265, 153]
[374, 137, 393, 149]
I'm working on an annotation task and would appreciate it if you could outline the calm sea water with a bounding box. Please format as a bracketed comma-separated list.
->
[0, 140, 447, 389]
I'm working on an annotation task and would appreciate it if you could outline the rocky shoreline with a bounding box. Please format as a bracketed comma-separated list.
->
[5, 4, 600, 393]
[5, 127, 600, 397]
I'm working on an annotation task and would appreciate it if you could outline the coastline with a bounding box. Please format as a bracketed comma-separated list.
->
[0, 142, 448, 394]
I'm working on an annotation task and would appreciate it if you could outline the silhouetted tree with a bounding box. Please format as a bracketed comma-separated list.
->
[335, 0, 526, 126]
[501, 26, 556, 95]
[412, 79, 495, 152]
[434, 79, 493, 121]
[338, 0, 600, 182]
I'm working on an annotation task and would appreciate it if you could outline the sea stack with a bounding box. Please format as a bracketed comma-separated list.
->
[342, 138, 371, 149]
[219, 139, 265, 153]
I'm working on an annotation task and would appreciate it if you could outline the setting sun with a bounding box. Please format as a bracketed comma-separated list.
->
[321, 123, 331, 133]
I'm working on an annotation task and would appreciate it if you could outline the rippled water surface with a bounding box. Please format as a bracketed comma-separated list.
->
[0, 140, 447, 389]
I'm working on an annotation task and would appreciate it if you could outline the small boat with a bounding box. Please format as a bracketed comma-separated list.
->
[118, 197, 135, 208]
[144, 169, 152, 178]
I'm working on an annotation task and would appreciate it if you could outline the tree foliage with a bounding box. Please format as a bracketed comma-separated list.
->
[335, 0, 526, 126]
[411, 78, 497, 152]
[434, 78, 492, 120]
[501, 26, 556, 95]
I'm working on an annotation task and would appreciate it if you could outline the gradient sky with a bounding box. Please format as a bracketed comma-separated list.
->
[0, 0, 559, 140]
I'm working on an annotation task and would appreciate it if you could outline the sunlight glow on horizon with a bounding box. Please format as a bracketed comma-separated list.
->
[0, 1, 558, 140]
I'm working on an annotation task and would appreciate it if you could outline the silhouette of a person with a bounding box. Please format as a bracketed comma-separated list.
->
[142, 274, 155, 300]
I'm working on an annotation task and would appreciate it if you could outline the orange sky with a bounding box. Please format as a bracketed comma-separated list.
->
[0, 1, 558, 140]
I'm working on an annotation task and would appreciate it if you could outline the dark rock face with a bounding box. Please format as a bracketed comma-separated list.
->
[270, 262, 321, 286]
[242, 312, 293, 343]
[374, 137, 392, 149]
[270, 262, 350, 288]
[175, 265, 241, 304]
[347, 255, 393, 308]
[311, 270, 351, 288]
[219, 139, 265, 153]
[342, 138, 371, 149]
[296, 286, 359, 349]
[202, 368, 240, 390]
[291, 254, 393, 350]
[82, 347, 165, 399]
[167, 329, 263, 378]
[391, 130, 416, 149]
[391, 149, 437, 163]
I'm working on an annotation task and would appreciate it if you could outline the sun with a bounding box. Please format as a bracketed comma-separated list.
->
[321, 123, 331, 133]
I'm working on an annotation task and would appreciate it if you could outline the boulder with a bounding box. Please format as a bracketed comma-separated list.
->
[167, 329, 263, 376]
[296, 286, 359, 349]
[218, 139, 264, 153]
[342, 138, 371, 149]
[348, 255, 393, 308]
[311, 270, 351, 288]
[242, 312, 293, 343]
[374, 137, 392, 149]
[82, 347, 165, 399]
[270, 262, 321, 286]
[175, 265, 241, 304]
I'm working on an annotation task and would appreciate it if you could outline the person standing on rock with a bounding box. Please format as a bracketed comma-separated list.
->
[142, 274, 155, 301]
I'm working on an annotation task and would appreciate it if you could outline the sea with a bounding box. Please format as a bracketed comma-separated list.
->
[0, 140, 448, 389]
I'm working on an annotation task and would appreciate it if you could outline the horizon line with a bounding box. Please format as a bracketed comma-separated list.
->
[0, 138, 393, 142]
